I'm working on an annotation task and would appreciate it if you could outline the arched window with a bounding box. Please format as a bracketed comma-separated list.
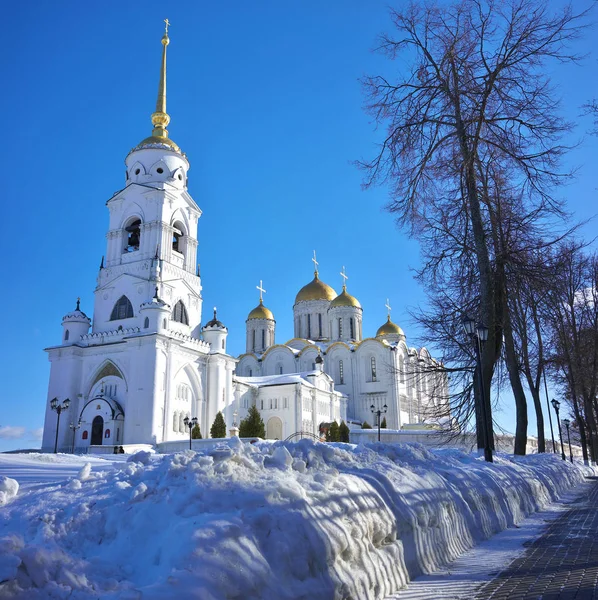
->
[104, 429, 111, 438]
[338, 317, 343, 338]
[163, 318, 167, 329]
[350, 318, 355, 340]
[339, 360, 344, 385]
[172, 301, 189, 325]
[178, 413, 185, 433]
[82, 430, 88, 440]
[110, 296, 134, 320]
[124, 219, 141, 252]
[172, 221, 185, 254]
[144, 317, 149, 329]
[173, 411, 178, 432]
[252, 330, 256, 351]
[261, 330, 265, 349]
[64, 329, 70, 341]
[370, 357, 377, 382]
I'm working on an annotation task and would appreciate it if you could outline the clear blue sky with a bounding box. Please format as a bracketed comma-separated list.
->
[1, 1, 595, 451]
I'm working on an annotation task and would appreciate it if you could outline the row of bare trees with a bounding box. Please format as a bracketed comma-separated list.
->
[360, 0, 595, 455]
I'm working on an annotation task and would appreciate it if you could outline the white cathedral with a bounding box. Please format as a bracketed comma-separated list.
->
[41, 26, 447, 452]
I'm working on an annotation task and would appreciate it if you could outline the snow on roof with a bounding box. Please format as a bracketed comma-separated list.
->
[235, 370, 322, 388]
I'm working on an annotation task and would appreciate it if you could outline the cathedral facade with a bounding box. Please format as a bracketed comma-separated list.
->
[41, 26, 445, 452]
[236, 270, 448, 433]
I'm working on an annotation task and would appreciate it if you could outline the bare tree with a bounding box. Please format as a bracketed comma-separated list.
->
[360, 0, 589, 453]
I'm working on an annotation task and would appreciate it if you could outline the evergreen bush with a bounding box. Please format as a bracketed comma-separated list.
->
[361, 421, 373, 429]
[327, 421, 340, 442]
[210, 412, 226, 438]
[191, 423, 202, 439]
[339, 420, 350, 442]
[381, 417, 387, 429]
[239, 405, 266, 438]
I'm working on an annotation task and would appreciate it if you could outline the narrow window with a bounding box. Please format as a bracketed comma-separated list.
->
[64, 329, 70, 341]
[312, 362, 316, 370]
[350, 318, 355, 340]
[222, 339, 225, 349]
[261, 399, 264, 409]
[275, 398, 278, 409]
[261, 330, 265, 349]
[307, 314, 311, 339]
[339, 360, 344, 385]
[318, 313, 322, 338]
[172, 301, 189, 325]
[173, 411, 178, 432]
[252, 330, 256, 351]
[163, 318, 167, 329]
[249, 369, 253, 377]
[338, 317, 343, 338]
[269, 398, 273, 409]
[82, 430, 88, 440]
[110, 296, 134, 320]
[279, 365, 283, 375]
[172, 229, 181, 252]
[104, 429, 111, 439]
[116, 427, 120, 442]
[371, 357, 377, 382]
[144, 317, 149, 329]
[284, 397, 288, 409]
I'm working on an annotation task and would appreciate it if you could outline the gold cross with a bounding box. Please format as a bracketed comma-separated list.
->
[256, 280, 266, 302]
[340, 266, 348, 288]
[164, 18, 171, 34]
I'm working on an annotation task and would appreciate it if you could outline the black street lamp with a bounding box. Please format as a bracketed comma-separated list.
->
[370, 404, 388, 442]
[562, 418, 574, 463]
[69, 419, 82, 453]
[50, 397, 70, 454]
[551, 399, 566, 461]
[183, 416, 198, 450]
[463, 316, 493, 462]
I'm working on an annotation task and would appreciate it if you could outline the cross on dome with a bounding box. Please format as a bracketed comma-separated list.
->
[340, 266, 348, 290]
[385, 298, 392, 317]
[256, 280, 266, 303]
[312, 250, 319, 275]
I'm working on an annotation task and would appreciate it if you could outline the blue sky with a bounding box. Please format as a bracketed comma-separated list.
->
[1, 1, 596, 451]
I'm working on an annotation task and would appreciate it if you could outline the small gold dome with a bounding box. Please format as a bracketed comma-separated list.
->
[247, 300, 274, 321]
[134, 135, 181, 154]
[376, 316, 405, 337]
[330, 286, 361, 309]
[295, 273, 337, 304]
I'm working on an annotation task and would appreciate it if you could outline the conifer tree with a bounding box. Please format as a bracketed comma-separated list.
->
[328, 421, 340, 442]
[361, 421, 373, 429]
[191, 423, 202, 439]
[381, 417, 387, 429]
[239, 405, 265, 438]
[210, 412, 226, 438]
[339, 420, 350, 443]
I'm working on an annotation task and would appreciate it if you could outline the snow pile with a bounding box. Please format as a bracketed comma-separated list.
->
[0, 441, 590, 599]
[0, 476, 18, 506]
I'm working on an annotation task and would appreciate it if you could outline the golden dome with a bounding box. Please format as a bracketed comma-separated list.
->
[295, 273, 337, 304]
[134, 135, 181, 153]
[376, 316, 405, 337]
[247, 300, 274, 321]
[330, 286, 361, 309]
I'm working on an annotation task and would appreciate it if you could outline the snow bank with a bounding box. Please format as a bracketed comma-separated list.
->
[0, 441, 590, 599]
[0, 476, 18, 506]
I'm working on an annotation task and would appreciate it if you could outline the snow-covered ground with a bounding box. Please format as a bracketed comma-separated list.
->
[0, 441, 593, 599]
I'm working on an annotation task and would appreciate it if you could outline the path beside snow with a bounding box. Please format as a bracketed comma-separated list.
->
[0, 442, 594, 600]
[385, 478, 595, 600]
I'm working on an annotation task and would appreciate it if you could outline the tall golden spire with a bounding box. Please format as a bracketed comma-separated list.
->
[151, 19, 171, 139]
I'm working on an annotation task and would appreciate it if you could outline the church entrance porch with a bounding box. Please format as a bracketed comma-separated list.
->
[266, 416, 283, 440]
[91, 416, 104, 445]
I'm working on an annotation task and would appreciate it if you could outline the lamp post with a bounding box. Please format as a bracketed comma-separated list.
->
[562, 418, 573, 463]
[551, 399, 566, 461]
[69, 419, 82, 453]
[50, 397, 70, 453]
[183, 416, 198, 450]
[371, 404, 387, 442]
[463, 316, 493, 462]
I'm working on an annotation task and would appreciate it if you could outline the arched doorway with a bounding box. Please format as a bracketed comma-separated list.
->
[266, 416, 283, 440]
[91, 416, 104, 445]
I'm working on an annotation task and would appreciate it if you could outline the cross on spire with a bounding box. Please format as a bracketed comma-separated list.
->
[340, 266, 348, 289]
[312, 250, 319, 275]
[385, 298, 392, 318]
[164, 18, 171, 34]
[256, 280, 266, 303]
[76, 297, 81, 311]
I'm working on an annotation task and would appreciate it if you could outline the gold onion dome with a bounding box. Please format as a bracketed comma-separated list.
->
[376, 315, 405, 337]
[295, 273, 337, 304]
[134, 20, 182, 155]
[330, 286, 361, 309]
[247, 299, 274, 321]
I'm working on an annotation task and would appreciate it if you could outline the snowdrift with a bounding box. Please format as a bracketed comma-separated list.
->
[0, 440, 589, 599]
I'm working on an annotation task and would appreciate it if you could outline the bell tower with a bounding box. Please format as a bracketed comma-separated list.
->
[94, 21, 203, 338]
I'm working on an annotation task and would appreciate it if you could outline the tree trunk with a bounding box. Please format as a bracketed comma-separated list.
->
[571, 396, 589, 464]
[530, 387, 546, 453]
[503, 308, 528, 455]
